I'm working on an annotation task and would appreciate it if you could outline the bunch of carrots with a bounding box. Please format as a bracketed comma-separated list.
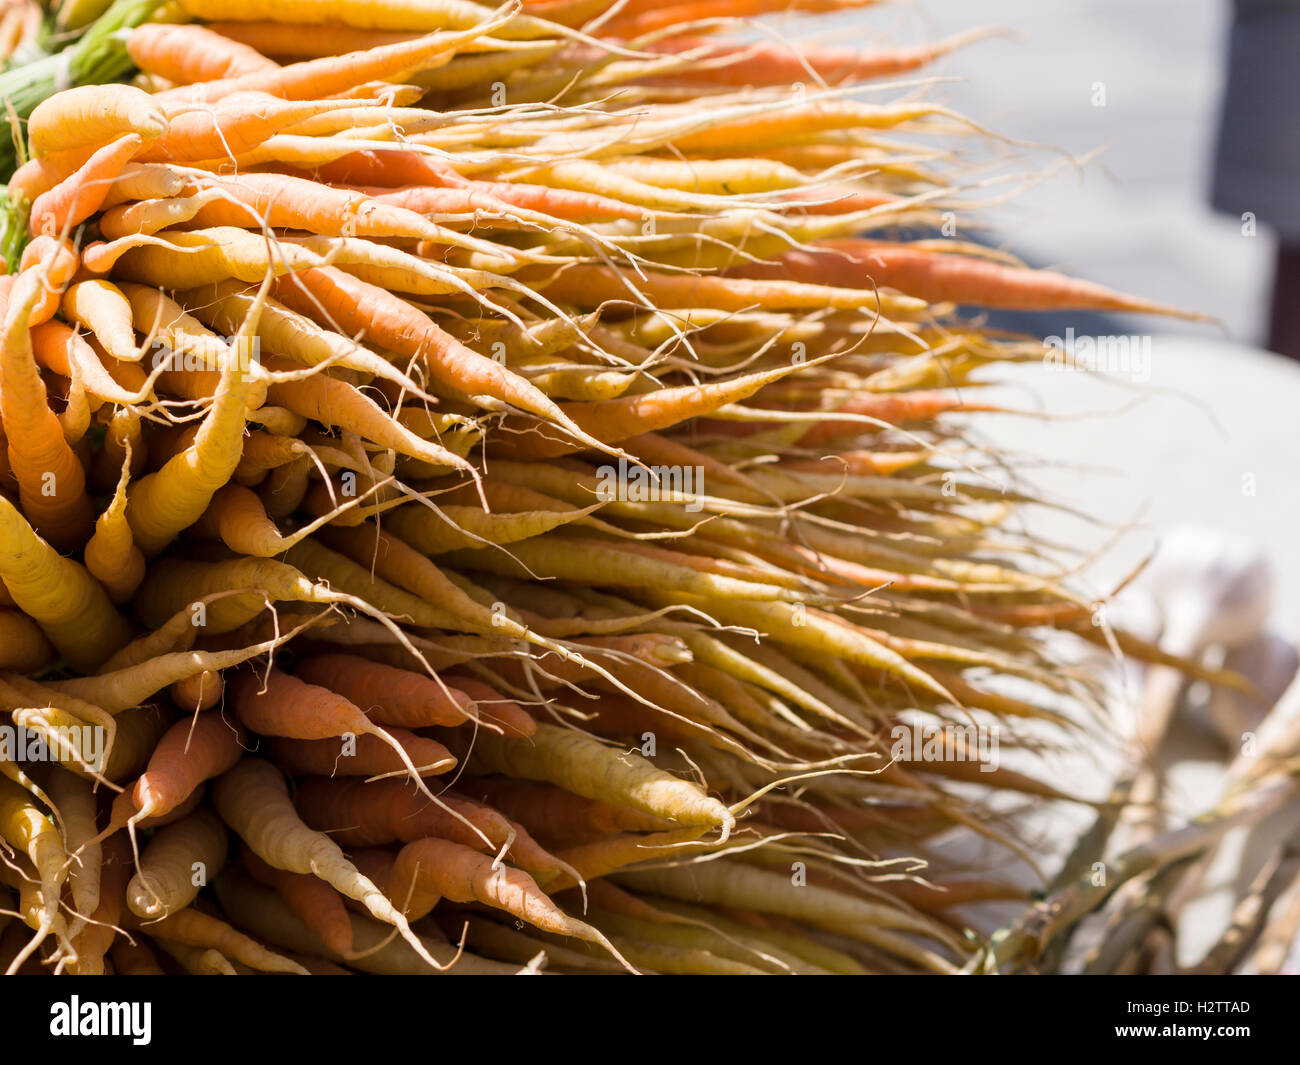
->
[0, 0, 1210, 975]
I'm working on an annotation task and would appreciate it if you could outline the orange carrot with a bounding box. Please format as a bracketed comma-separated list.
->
[387, 836, 633, 968]
[292, 653, 476, 728]
[28, 134, 143, 238]
[242, 849, 354, 957]
[293, 776, 569, 881]
[306, 148, 469, 188]
[435, 677, 536, 738]
[492, 359, 813, 459]
[98, 712, 246, 845]
[262, 730, 456, 778]
[0, 271, 94, 551]
[455, 776, 673, 845]
[164, 13, 517, 104]
[272, 266, 625, 457]
[795, 389, 1004, 446]
[737, 241, 1202, 317]
[229, 668, 439, 795]
[127, 23, 280, 84]
[204, 19, 421, 58]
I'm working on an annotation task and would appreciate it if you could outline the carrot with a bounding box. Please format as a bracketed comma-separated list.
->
[164, 9, 521, 104]
[176, 172, 473, 247]
[127, 23, 280, 85]
[190, 483, 372, 558]
[646, 31, 988, 88]
[138, 98, 361, 165]
[737, 241, 1204, 318]
[83, 446, 147, 606]
[602, 0, 872, 36]
[434, 676, 535, 738]
[0, 270, 95, 550]
[155, 941, 237, 974]
[28, 134, 143, 237]
[0, 611, 56, 671]
[292, 653, 476, 728]
[98, 712, 246, 844]
[259, 357, 478, 477]
[124, 273, 260, 555]
[211, 758, 448, 970]
[616, 861, 960, 973]
[204, 19, 421, 58]
[377, 181, 645, 223]
[0, 775, 68, 971]
[307, 148, 469, 188]
[214, 868, 516, 973]
[230, 668, 445, 795]
[389, 836, 635, 969]
[549, 826, 708, 889]
[66, 834, 131, 975]
[0, 494, 130, 671]
[143, 906, 309, 974]
[271, 266, 629, 459]
[28, 85, 167, 156]
[242, 850, 354, 957]
[18, 237, 80, 326]
[441, 535, 805, 603]
[263, 729, 457, 778]
[43, 769, 101, 919]
[794, 389, 1004, 446]
[61, 280, 140, 364]
[101, 707, 169, 784]
[383, 499, 599, 555]
[455, 776, 673, 845]
[449, 721, 735, 839]
[126, 808, 229, 919]
[535, 263, 919, 315]
[292, 776, 567, 880]
[492, 358, 819, 459]
[91, 226, 329, 290]
[175, 0, 560, 43]
[181, 279, 438, 397]
[170, 670, 225, 713]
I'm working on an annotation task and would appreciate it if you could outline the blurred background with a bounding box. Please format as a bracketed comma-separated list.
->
[824, 0, 1271, 341]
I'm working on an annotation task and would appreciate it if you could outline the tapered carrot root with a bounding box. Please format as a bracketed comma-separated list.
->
[126, 808, 229, 919]
[127, 23, 280, 85]
[0, 495, 130, 672]
[736, 241, 1207, 319]
[142, 907, 309, 974]
[448, 722, 735, 839]
[293, 776, 569, 880]
[211, 758, 450, 971]
[616, 861, 961, 973]
[242, 850, 355, 958]
[28, 85, 166, 156]
[214, 868, 517, 974]
[292, 653, 475, 728]
[230, 668, 441, 795]
[389, 836, 637, 971]
[1, 270, 96, 551]
[29, 135, 143, 237]
[94, 712, 246, 847]
[263, 730, 456, 779]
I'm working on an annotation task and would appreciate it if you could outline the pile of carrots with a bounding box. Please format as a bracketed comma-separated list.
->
[0, 0, 1197, 975]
